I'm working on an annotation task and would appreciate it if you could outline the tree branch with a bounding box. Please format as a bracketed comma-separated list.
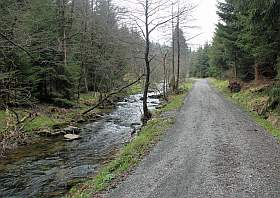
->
[82, 74, 145, 115]
[0, 32, 35, 60]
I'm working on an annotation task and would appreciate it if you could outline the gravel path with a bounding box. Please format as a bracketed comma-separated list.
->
[105, 79, 280, 198]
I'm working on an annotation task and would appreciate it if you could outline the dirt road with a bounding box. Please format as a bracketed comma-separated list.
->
[105, 79, 280, 198]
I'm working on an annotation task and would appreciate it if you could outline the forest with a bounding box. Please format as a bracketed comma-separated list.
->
[0, 1, 195, 196]
[190, 0, 280, 81]
[0, 0, 193, 154]
[1, 0, 280, 197]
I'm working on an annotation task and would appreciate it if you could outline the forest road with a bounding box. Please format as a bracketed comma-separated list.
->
[105, 79, 280, 198]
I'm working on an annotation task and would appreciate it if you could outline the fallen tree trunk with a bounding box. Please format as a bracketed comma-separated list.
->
[82, 74, 144, 115]
[0, 32, 35, 60]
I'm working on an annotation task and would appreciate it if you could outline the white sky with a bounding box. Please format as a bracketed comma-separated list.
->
[188, 0, 219, 48]
[116, 0, 219, 49]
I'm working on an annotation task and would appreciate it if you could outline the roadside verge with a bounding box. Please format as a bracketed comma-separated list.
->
[209, 78, 280, 141]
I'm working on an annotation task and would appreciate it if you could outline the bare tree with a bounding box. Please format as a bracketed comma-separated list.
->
[123, 0, 192, 124]
[171, 2, 176, 92]
[176, 3, 181, 91]
[160, 46, 169, 99]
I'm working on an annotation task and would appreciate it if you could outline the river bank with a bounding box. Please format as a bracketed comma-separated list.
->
[66, 81, 193, 198]
[0, 81, 167, 197]
[0, 82, 146, 157]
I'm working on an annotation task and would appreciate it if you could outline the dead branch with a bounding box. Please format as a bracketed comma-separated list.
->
[82, 74, 145, 115]
[0, 32, 35, 60]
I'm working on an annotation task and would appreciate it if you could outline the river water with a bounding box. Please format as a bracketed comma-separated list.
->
[0, 93, 160, 198]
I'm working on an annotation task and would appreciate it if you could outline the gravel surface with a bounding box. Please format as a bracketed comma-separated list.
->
[105, 79, 280, 198]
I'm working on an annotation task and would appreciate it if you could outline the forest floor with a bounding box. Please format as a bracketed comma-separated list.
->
[92, 79, 279, 198]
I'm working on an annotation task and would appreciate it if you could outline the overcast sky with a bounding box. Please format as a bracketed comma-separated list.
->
[188, 0, 219, 48]
[116, 0, 219, 49]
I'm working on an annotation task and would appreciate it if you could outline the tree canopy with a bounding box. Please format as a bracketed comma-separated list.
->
[190, 0, 280, 81]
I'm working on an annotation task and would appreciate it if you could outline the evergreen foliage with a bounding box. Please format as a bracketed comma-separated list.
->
[0, 0, 148, 106]
[190, 0, 279, 81]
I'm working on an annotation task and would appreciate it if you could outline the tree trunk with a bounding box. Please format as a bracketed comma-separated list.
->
[171, 2, 176, 92]
[163, 52, 167, 99]
[233, 51, 237, 80]
[57, 0, 67, 67]
[176, 18, 180, 91]
[83, 63, 89, 92]
[63, 29, 67, 67]
[255, 63, 261, 81]
[142, 0, 152, 124]
[79, 0, 89, 93]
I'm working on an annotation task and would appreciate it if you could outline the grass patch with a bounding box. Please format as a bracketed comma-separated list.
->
[180, 81, 193, 92]
[24, 115, 61, 132]
[0, 110, 6, 133]
[210, 78, 280, 140]
[160, 94, 185, 112]
[67, 118, 174, 198]
[159, 81, 193, 112]
[66, 82, 193, 198]
[127, 83, 142, 95]
[79, 92, 98, 101]
[251, 113, 280, 139]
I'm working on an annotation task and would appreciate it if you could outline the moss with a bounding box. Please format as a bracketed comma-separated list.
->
[65, 82, 193, 198]
[210, 78, 280, 140]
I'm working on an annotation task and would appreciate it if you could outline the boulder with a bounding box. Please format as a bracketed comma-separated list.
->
[148, 94, 163, 99]
[52, 122, 69, 130]
[64, 134, 81, 140]
[63, 126, 81, 134]
[76, 117, 86, 123]
[38, 128, 52, 136]
[38, 129, 65, 137]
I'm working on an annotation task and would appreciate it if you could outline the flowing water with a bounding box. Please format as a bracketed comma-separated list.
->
[0, 93, 160, 198]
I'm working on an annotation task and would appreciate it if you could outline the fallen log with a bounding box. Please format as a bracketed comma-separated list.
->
[82, 74, 144, 115]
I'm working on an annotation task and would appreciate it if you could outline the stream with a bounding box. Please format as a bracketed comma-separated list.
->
[0, 93, 160, 198]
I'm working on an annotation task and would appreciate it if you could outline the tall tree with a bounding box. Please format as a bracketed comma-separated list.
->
[209, 0, 279, 81]
[126, 0, 192, 123]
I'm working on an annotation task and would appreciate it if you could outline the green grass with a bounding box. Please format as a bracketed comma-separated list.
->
[66, 82, 193, 198]
[0, 110, 6, 133]
[209, 78, 229, 93]
[127, 83, 143, 95]
[251, 113, 280, 140]
[67, 117, 174, 198]
[79, 92, 98, 101]
[210, 78, 280, 140]
[160, 94, 186, 112]
[159, 81, 193, 112]
[0, 110, 61, 133]
[24, 115, 61, 132]
[180, 81, 193, 92]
